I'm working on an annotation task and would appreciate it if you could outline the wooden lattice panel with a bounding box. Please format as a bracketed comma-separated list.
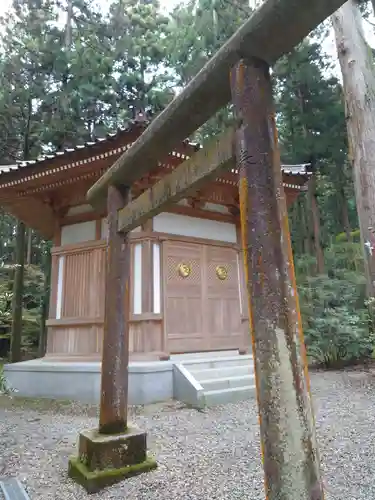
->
[166, 255, 201, 284]
[62, 246, 106, 318]
[207, 259, 236, 286]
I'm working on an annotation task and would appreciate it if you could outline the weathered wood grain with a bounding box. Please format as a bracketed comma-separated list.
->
[87, 0, 346, 209]
[231, 57, 323, 499]
[99, 185, 131, 434]
[117, 129, 234, 233]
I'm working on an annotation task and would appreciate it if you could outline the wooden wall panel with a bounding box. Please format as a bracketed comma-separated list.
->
[47, 238, 164, 359]
[47, 324, 103, 356]
[61, 246, 106, 318]
[129, 319, 163, 354]
[46, 320, 163, 358]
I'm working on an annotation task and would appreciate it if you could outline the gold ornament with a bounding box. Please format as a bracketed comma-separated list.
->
[216, 265, 228, 280]
[177, 262, 191, 278]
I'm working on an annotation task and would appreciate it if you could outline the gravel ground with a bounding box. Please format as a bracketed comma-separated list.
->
[0, 369, 374, 499]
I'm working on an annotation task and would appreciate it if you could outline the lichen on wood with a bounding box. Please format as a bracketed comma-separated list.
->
[231, 57, 323, 500]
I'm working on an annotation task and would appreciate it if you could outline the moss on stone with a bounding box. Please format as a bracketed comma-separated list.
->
[68, 455, 157, 494]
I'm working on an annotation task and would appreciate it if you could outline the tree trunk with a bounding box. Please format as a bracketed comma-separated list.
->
[299, 197, 312, 256]
[340, 186, 352, 241]
[308, 173, 325, 274]
[26, 228, 32, 265]
[10, 220, 25, 363]
[65, 0, 73, 48]
[332, 1, 375, 297]
[38, 246, 51, 358]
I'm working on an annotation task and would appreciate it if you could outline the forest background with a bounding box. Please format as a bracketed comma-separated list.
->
[0, 0, 374, 368]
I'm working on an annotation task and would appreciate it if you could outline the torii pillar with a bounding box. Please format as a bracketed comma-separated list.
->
[68, 185, 156, 493]
[230, 57, 324, 499]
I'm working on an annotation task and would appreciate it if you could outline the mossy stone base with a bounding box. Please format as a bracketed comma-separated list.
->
[68, 455, 157, 494]
[78, 426, 147, 471]
[68, 425, 157, 493]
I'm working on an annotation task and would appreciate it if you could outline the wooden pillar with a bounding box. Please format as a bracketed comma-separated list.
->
[230, 58, 324, 500]
[69, 185, 156, 492]
[99, 185, 131, 434]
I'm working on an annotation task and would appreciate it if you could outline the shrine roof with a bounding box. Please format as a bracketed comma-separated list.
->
[0, 116, 310, 187]
[0, 120, 311, 239]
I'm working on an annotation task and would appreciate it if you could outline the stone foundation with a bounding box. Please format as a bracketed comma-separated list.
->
[68, 426, 157, 493]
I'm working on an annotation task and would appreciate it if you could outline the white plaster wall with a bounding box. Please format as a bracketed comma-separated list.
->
[153, 243, 161, 314]
[56, 256, 65, 319]
[153, 213, 237, 243]
[203, 202, 230, 214]
[133, 243, 142, 314]
[66, 204, 94, 216]
[61, 221, 96, 245]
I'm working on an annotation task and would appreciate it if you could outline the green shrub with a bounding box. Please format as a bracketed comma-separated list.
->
[335, 229, 361, 243]
[325, 242, 364, 273]
[298, 268, 373, 367]
[0, 264, 44, 357]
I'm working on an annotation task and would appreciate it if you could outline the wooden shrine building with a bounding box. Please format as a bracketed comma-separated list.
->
[0, 119, 310, 362]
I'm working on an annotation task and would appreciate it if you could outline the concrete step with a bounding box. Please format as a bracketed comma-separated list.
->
[0, 478, 30, 500]
[203, 385, 256, 406]
[171, 350, 239, 361]
[191, 364, 254, 382]
[181, 355, 252, 372]
[200, 374, 255, 392]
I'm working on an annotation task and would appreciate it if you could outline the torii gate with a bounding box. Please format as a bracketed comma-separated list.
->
[68, 0, 347, 496]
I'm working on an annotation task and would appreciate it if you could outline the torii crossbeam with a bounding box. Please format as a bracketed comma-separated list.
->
[69, 0, 347, 496]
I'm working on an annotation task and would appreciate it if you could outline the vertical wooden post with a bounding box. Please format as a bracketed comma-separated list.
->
[99, 185, 131, 434]
[69, 187, 156, 492]
[230, 58, 324, 500]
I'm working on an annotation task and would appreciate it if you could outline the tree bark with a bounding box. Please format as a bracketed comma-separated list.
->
[26, 228, 32, 265]
[308, 173, 325, 274]
[38, 246, 51, 358]
[332, 1, 375, 297]
[340, 185, 352, 241]
[10, 220, 25, 363]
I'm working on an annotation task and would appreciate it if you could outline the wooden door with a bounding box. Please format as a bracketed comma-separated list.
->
[163, 241, 206, 353]
[205, 245, 242, 350]
[163, 240, 243, 353]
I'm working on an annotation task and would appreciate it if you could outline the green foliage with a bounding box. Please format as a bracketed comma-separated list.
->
[167, 0, 252, 141]
[0, 370, 15, 395]
[297, 243, 374, 367]
[0, 263, 44, 353]
[336, 229, 361, 243]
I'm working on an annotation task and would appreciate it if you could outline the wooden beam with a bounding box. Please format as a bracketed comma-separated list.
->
[87, 0, 346, 209]
[117, 129, 234, 233]
[99, 185, 131, 434]
[4, 196, 57, 240]
[231, 58, 323, 499]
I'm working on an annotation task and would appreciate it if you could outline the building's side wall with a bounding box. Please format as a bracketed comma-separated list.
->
[46, 214, 161, 360]
[45, 190, 299, 360]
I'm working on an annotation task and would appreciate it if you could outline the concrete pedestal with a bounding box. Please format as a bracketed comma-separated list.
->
[68, 426, 157, 493]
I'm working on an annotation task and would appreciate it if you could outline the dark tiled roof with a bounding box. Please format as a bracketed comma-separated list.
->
[0, 121, 311, 180]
